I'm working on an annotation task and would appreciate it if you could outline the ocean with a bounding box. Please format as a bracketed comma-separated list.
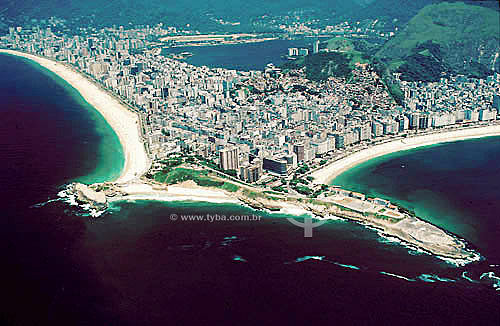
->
[332, 139, 500, 262]
[1, 52, 499, 325]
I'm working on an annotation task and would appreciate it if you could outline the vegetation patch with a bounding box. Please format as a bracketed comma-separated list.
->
[375, 2, 500, 80]
[153, 167, 239, 192]
[282, 52, 353, 81]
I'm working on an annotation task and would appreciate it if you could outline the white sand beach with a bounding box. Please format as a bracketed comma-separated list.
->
[115, 181, 240, 204]
[312, 125, 500, 185]
[112, 180, 314, 217]
[0, 49, 150, 183]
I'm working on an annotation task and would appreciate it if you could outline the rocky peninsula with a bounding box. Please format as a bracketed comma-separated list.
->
[69, 169, 479, 263]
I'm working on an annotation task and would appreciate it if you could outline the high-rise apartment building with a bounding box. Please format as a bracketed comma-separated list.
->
[219, 146, 239, 171]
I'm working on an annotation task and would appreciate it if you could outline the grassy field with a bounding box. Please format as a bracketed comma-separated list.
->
[153, 167, 239, 192]
[326, 36, 370, 68]
[326, 37, 355, 52]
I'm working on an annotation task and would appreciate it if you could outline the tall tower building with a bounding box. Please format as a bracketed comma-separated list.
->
[313, 39, 320, 54]
[293, 143, 305, 162]
[219, 146, 239, 171]
[493, 94, 500, 110]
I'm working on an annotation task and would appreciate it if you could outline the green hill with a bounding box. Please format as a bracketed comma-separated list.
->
[0, 0, 364, 33]
[324, 37, 371, 65]
[281, 52, 354, 82]
[376, 2, 500, 81]
[326, 37, 356, 52]
[281, 37, 376, 82]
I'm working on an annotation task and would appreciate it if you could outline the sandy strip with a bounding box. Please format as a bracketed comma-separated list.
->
[115, 182, 314, 217]
[0, 49, 150, 183]
[115, 182, 240, 204]
[277, 202, 313, 217]
[312, 125, 500, 185]
[159, 33, 257, 42]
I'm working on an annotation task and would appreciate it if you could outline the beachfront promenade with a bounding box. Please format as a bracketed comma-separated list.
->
[2, 48, 500, 193]
[2, 47, 499, 194]
[1, 48, 490, 263]
[310, 123, 500, 185]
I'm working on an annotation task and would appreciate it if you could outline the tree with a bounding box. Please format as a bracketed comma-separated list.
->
[225, 169, 237, 177]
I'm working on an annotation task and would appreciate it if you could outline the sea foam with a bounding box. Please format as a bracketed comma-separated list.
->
[417, 274, 456, 283]
[29, 197, 63, 208]
[333, 262, 361, 270]
[232, 255, 247, 262]
[380, 271, 416, 282]
[289, 256, 326, 263]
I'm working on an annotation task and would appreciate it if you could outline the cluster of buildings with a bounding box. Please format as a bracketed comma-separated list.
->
[1, 24, 499, 186]
[288, 40, 320, 57]
[288, 47, 309, 57]
[399, 75, 500, 129]
[268, 15, 397, 39]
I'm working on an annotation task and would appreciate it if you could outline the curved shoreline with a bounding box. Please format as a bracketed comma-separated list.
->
[0, 49, 489, 264]
[311, 125, 500, 185]
[0, 49, 150, 184]
[66, 176, 480, 263]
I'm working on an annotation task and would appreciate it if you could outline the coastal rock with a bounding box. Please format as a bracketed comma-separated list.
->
[74, 183, 107, 205]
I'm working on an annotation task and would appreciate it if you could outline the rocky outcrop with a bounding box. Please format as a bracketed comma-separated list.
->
[74, 183, 107, 206]
[235, 191, 477, 261]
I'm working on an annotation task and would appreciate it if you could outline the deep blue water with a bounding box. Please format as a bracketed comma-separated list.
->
[162, 39, 313, 71]
[1, 53, 499, 325]
[333, 138, 500, 262]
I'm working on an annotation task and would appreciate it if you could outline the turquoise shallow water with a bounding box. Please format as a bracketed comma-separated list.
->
[10, 54, 125, 184]
[333, 137, 500, 259]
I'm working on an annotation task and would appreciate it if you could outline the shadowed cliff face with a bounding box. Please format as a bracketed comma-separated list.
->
[376, 2, 500, 81]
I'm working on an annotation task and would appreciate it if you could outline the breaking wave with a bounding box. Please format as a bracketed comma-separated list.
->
[333, 262, 360, 270]
[380, 271, 416, 282]
[29, 198, 63, 208]
[417, 274, 456, 283]
[56, 186, 108, 217]
[293, 256, 326, 263]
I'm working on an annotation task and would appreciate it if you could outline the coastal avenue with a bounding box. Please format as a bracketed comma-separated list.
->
[1, 2, 499, 325]
[2, 24, 499, 199]
[310, 123, 500, 184]
[1, 23, 498, 263]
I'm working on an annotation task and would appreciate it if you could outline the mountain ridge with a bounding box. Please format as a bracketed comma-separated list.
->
[375, 1, 500, 81]
[1, 1, 496, 33]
